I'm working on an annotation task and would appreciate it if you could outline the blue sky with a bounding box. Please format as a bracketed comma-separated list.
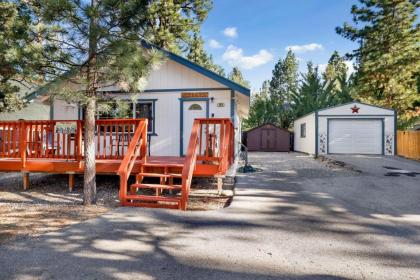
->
[200, 0, 359, 91]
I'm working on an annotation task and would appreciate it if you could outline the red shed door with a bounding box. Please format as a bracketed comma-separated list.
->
[261, 129, 276, 151]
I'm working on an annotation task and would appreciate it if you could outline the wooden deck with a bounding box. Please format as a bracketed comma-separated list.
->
[0, 118, 234, 210]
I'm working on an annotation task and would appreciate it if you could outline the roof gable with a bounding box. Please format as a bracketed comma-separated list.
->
[318, 101, 395, 115]
[141, 41, 250, 96]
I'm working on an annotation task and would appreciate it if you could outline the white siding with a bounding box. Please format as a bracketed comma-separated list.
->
[293, 113, 316, 155]
[146, 59, 222, 89]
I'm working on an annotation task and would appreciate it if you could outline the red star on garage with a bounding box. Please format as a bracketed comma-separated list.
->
[351, 105, 360, 113]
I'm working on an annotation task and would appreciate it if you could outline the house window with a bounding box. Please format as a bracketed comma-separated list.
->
[96, 100, 132, 119]
[300, 123, 306, 138]
[188, 103, 202, 110]
[135, 102, 154, 134]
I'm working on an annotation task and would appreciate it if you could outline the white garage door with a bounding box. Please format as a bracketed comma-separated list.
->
[328, 119, 382, 154]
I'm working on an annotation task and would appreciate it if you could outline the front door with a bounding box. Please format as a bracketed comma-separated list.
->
[182, 101, 207, 155]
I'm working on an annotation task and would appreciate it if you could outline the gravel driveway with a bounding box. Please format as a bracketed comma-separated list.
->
[0, 152, 419, 280]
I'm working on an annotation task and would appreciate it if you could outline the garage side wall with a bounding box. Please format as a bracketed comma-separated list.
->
[293, 113, 316, 155]
[317, 103, 395, 155]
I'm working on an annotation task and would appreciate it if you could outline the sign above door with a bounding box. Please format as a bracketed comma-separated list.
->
[181, 92, 209, 98]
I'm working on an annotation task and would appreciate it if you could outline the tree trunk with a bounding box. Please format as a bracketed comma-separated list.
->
[83, 96, 96, 205]
[83, 0, 98, 205]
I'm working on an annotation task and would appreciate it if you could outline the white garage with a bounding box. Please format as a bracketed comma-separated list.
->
[293, 102, 396, 156]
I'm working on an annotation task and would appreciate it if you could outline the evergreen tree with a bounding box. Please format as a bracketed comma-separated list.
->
[336, 0, 420, 128]
[321, 51, 354, 104]
[228, 67, 250, 88]
[323, 51, 348, 91]
[269, 50, 299, 104]
[243, 81, 273, 130]
[292, 62, 334, 117]
[33, 0, 162, 205]
[145, 0, 212, 54]
[0, 1, 46, 112]
[187, 32, 225, 76]
[268, 50, 298, 128]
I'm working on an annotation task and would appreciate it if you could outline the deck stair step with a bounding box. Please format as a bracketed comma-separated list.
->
[126, 194, 180, 203]
[130, 183, 182, 191]
[136, 172, 182, 178]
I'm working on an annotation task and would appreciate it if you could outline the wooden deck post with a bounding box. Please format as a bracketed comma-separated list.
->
[68, 173, 75, 192]
[22, 172, 29, 190]
[216, 176, 223, 195]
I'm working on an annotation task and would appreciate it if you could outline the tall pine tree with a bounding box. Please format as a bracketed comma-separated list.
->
[323, 51, 348, 91]
[187, 32, 225, 76]
[145, 0, 212, 54]
[292, 62, 334, 117]
[33, 0, 164, 204]
[0, 1, 47, 112]
[243, 80, 274, 130]
[269, 50, 298, 128]
[337, 0, 420, 128]
[228, 67, 250, 88]
[322, 51, 354, 104]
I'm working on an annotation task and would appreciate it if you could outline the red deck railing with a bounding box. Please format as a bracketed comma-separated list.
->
[0, 119, 146, 164]
[180, 118, 234, 209]
[0, 118, 234, 210]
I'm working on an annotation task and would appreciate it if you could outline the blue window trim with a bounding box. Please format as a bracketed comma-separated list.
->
[326, 118, 385, 155]
[179, 97, 209, 156]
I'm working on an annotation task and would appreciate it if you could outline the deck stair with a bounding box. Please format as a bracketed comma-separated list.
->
[118, 118, 234, 210]
[126, 168, 183, 208]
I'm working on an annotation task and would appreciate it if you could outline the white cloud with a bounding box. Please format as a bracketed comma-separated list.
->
[318, 63, 328, 73]
[286, 43, 324, 53]
[209, 39, 223, 49]
[222, 45, 273, 70]
[223, 27, 238, 38]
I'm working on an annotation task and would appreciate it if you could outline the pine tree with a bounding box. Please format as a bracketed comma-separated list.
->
[0, 1, 46, 112]
[336, 0, 420, 128]
[268, 50, 298, 128]
[145, 0, 212, 54]
[323, 51, 348, 91]
[243, 81, 273, 130]
[292, 62, 334, 117]
[228, 67, 250, 88]
[187, 32, 225, 76]
[322, 51, 354, 104]
[270, 50, 298, 104]
[32, 0, 162, 205]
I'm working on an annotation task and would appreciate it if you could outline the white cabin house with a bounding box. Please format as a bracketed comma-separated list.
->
[294, 102, 396, 156]
[25, 46, 250, 157]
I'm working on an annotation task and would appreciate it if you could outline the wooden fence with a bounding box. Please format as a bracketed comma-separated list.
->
[397, 131, 420, 160]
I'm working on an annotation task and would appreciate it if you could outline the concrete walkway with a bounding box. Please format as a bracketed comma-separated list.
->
[0, 152, 419, 280]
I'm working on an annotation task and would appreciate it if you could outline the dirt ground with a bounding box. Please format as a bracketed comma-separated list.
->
[0, 173, 232, 245]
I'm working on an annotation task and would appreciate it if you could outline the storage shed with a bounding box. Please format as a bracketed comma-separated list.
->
[293, 102, 396, 156]
[246, 123, 291, 152]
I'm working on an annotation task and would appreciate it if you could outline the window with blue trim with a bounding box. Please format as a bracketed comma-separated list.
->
[135, 102, 154, 134]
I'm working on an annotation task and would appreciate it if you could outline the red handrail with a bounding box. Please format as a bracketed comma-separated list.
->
[180, 119, 200, 210]
[179, 118, 234, 210]
[117, 119, 148, 204]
